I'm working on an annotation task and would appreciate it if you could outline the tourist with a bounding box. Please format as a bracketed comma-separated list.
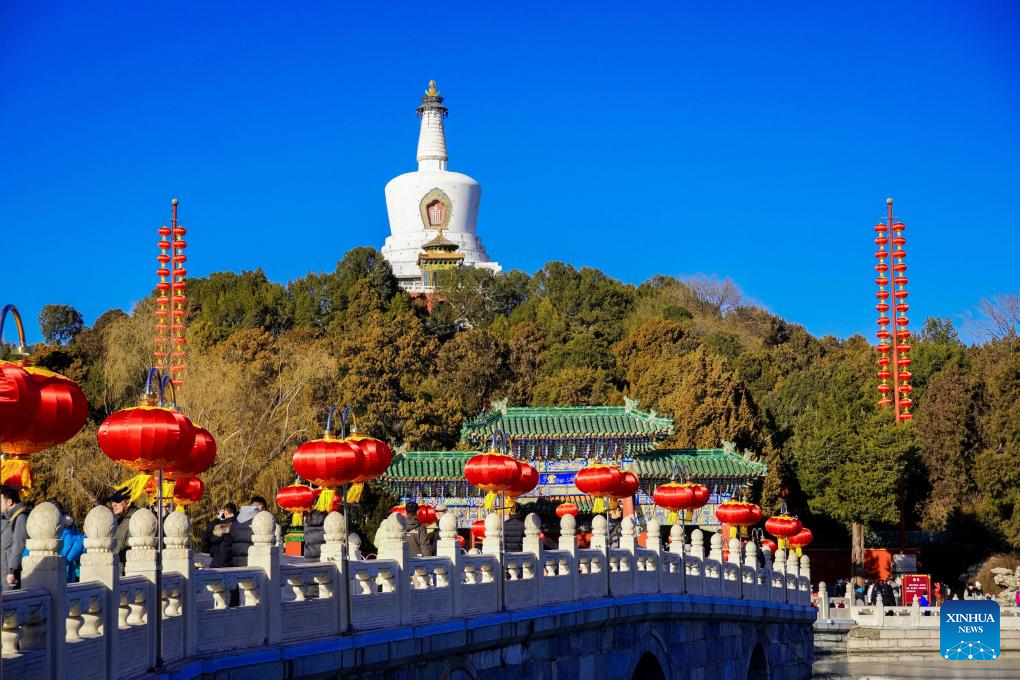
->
[303, 508, 328, 560]
[918, 593, 929, 607]
[231, 496, 270, 567]
[403, 501, 432, 557]
[975, 580, 983, 597]
[0, 485, 29, 591]
[607, 506, 624, 550]
[106, 489, 138, 568]
[503, 505, 525, 553]
[428, 502, 448, 551]
[49, 500, 85, 582]
[203, 503, 238, 568]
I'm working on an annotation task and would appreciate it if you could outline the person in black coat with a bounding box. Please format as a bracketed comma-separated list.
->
[202, 503, 238, 568]
[303, 509, 328, 560]
[503, 505, 526, 553]
[403, 502, 432, 557]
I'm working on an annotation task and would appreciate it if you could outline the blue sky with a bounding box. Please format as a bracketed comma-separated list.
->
[2, 2, 1018, 343]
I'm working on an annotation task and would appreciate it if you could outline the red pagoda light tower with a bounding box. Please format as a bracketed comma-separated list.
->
[155, 199, 188, 389]
[874, 198, 912, 422]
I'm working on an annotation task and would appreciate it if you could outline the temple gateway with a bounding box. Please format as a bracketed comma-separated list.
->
[380, 398, 767, 528]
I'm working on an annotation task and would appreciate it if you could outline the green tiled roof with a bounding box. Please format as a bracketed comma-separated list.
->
[383, 451, 473, 480]
[382, 447, 765, 482]
[460, 405, 675, 443]
[635, 449, 767, 480]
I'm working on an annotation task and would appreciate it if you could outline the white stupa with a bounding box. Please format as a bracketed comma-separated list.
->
[381, 81, 500, 290]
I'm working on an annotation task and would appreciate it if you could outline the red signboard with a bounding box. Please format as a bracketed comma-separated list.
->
[902, 573, 931, 605]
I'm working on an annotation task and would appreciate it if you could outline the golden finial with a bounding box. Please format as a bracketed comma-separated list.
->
[425, 80, 439, 97]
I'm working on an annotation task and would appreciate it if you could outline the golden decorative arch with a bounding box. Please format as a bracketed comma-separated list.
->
[419, 188, 453, 232]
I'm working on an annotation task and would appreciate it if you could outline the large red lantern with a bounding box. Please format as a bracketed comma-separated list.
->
[345, 429, 393, 503]
[765, 514, 803, 550]
[612, 471, 640, 499]
[417, 505, 438, 526]
[98, 405, 196, 473]
[0, 361, 39, 442]
[787, 527, 813, 556]
[2, 363, 89, 487]
[652, 481, 709, 524]
[168, 425, 216, 477]
[172, 476, 205, 507]
[507, 461, 538, 498]
[574, 463, 623, 513]
[470, 519, 486, 540]
[277, 485, 318, 512]
[556, 502, 579, 518]
[715, 500, 762, 537]
[464, 450, 521, 509]
[292, 436, 365, 488]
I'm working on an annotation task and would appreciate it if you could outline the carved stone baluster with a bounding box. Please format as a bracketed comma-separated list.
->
[66, 599, 83, 642]
[81, 596, 103, 638]
[1, 610, 22, 658]
[21, 605, 47, 650]
[127, 589, 147, 626]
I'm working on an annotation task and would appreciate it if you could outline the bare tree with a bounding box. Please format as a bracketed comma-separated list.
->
[966, 292, 1020, 341]
[683, 274, 745, 315]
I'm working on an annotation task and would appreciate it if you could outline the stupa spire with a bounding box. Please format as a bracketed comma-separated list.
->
[416, 80, 448, 171]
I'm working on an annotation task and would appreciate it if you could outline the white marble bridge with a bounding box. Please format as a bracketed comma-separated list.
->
[2, 503, 816, 680]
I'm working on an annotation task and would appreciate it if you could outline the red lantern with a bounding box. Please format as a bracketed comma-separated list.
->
[345, 431, 394, 502]
[464, 451, 521, 509]
[574, 463, 623, 513]
[456, 535, 465, 548]
[507, 461, 539, 498]
[471, 519, 486, 540]
[556, 502, 579, 518]
[653, 481, 692, 523]
[761, 538, 778, 554]
[613, 471, 640, 499]
[0, 362, 38, 443]
[292, 436, 364, 487]
[765, 514, 803, 550]
[788, 528, 813, 548]
[2, 366, 88, 455]
[715, 501, 763, 534]
[172, 476, 205, 506]
[417, 505, 438, 526]
[276, 485, 318, 513]
[98, 405, 196, 472]
[169, 425, 216, 477]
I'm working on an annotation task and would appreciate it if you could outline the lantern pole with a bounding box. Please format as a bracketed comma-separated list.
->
[886, 199, 903, 422]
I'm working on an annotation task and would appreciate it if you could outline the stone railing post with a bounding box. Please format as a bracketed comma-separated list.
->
[819, 581, 830, 619]
[162, 511, 195, 656]
[800, 554, 811, 583]
[709, 532, 723, 563]
[727, 537, 742, 565]
[480, 513, 505, 609]
[80, 505, 119, 675]
[558, 514, 577, 601]
[743, 541, 758, 569]
[558, 514, 577, 556]
[378, 513, 411, 624]
[619, 515, 636, 553]
[689, 529, 704, 559]
[248, 510, 283, 642]
[21, 503, 66, 680]
[669, 526, 685, 592]
[845, 581, 855, 615]
[435, 512, 462, 616]
[591, 515, 609, 596]
[646, 519, 662, 556]
[522, 513, 542, 557]
[124, 508, 158, 671]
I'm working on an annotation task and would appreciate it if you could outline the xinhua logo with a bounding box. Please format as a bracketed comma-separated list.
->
[940, 599, 1000, 660]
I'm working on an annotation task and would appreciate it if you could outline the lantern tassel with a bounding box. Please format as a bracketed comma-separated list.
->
[116, 474, 153, 504]
[0, 458, 32, 489]
[795, 546, 802, 557]
[174, 504, 185, 512]
[506, 496, 517, 511]
[313, 488, 335, 512]
[666, 510, 678, 525]
[292, 512, 303, 527]
[483, 491, 499, 510]
[346, 483, 364, 504]
[592, 497, 606, 514]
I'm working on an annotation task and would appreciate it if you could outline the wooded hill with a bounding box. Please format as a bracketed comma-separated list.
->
[20, 247, 1020, 573]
